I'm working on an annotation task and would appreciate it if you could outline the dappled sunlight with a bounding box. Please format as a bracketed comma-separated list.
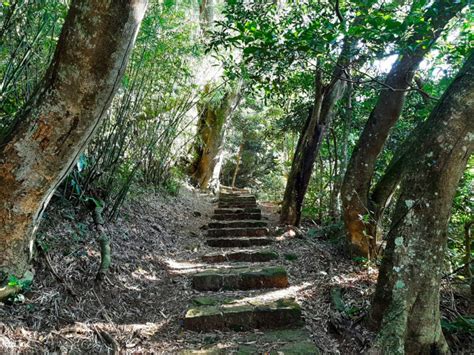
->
[161, 257, 261, 275]
[1, 320, 170, 352]
[163, 258, 206, 271]
[1, 0, 470, 352]
[329, 267, 378, 288]
[131, 267, 161, 282]
[59, 320, 168, 337]
[230, 282, 314, 305]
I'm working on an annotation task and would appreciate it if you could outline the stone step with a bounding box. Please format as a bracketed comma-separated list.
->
[214, 207, 261, 215]
[206, 237, 274, 247]
[191, 266, 288, 291]
[207, 227, 268, 238]
[181, 328, 319, 354]
[183, 297, 302, 331]
[219, 192, 253, 198]
[202, 249, 278, 263]
[208, 220, 267, 229]
[218, 201, 257, 207]
[219, 186, 250, 194]
[211, 213, 262, 221]
[218, 199, 256, 205]
[218, 202, 257, 208]
[219, 195, 256, 202]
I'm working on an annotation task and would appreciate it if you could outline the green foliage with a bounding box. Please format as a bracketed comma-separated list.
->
[0, 0, 67, 133]
[162, 167, 184, 196]
[55, 0, 202, 218]
[447, 156, 473, 270]
[7, 274, 32, 291]
[441, 316, 474, 334]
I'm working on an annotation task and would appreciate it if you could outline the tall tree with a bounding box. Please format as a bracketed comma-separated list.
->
[279, 37, 353, 225]
[0, 0, 147, 279]
[369, 51, 474, 354]
[190, 83, 241, 189]
[341, 0, 467, 257]
[189, 0, 240, 190]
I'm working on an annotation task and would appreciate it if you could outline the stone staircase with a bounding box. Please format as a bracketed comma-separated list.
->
[182, 188, 318, 353]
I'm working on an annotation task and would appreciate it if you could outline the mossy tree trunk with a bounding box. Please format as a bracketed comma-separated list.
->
[190, 84, 240, 190]
[0, 0, 147, 279]
[369, 52, 474, 354]
[341, 0, 466, 258]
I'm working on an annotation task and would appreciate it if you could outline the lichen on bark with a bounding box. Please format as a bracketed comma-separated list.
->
[369, 52, 474, 354]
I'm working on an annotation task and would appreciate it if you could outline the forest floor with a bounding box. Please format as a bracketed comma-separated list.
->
[0, 185, 472, 354]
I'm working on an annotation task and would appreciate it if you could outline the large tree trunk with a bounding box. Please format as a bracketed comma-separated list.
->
[190, 84, 240, 190]
[369, 52, 474, 354]
[341, 0, 466, 257]
[366, 124, 424, 240]
[279, 38, 353, 225]
[0, 0, 147, 279]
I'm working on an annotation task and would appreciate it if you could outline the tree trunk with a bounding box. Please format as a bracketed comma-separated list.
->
[231, 142, 244, 188]
[199, 0, 214, 31]
[0, 0, 147, 279]
[369, 52, 474, 354]
[331, 81, 353, 222]
[280, 72, 326, 225]
[341, 0, 466, 257]
[279, 37, 353, 225]
[328, 129, 339, 221]
[190, 84, 240, 190]
[366, 124, 424, 241]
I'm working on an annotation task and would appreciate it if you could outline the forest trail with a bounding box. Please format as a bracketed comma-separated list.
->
[181, 187, 318, 353]
[0, 186, 377, 353]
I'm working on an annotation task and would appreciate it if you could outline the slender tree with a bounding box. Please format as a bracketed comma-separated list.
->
[0, 0, 147, 280]
[369, 51, 474, 354]
[341, 0, 467, 257]
[279, 35, 354, 225]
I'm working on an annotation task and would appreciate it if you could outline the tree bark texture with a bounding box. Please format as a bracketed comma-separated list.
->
[341, 0, 466, 257]
[369, 52, 474, 354]
[190, 84, 240, 190]
[0, 0, 147, 278]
